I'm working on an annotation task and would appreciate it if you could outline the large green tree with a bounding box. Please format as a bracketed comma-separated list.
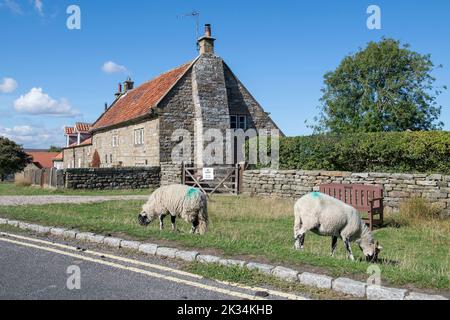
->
[312, 38, 445, 133]
[0, 137, 32, 180]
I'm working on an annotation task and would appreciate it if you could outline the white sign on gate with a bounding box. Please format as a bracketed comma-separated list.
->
[202, 168, 214, 181]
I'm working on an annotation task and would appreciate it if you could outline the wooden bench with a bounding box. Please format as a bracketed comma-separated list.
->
[319, 184, 384, 231]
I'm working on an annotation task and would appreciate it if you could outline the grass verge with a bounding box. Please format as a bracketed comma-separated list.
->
[0, 195, 448, 291]
[183, 263, 355, 300]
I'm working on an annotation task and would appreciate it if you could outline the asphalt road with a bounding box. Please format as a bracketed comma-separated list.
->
[0, 232, 307, 300]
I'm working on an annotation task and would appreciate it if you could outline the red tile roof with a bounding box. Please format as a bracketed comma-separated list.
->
[65, 137, 92, 149]
[75, 122, 92, 133]
[27, 152, 59, 169]
[65, 127, 75, 135]
[53, 152, 63, 161]
[92, 61, 193, 131]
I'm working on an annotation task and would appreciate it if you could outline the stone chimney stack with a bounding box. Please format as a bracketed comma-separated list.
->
[123, 77, 134, 92]
[197, 24, 215, 55]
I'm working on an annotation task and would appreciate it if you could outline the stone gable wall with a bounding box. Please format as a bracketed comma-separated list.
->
[223, 64, 280, 133]
[243, 170, 450, 215]
[158, 69, 196, 163]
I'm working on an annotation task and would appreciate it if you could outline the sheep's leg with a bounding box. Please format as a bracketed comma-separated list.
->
[331, 236, 338, 256]
[159, 215, 165, 231]
[191, 217, 199, 234]
[294, 232, 305, 250]
[171, 215, 177, 232]
[343, 237, 355, 261]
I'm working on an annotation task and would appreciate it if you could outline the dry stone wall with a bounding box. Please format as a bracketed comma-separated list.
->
[243, 170, 450, 215]
[63, 167, 160, 190]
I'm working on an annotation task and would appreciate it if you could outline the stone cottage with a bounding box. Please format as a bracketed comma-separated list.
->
[62, 24, 281, 169]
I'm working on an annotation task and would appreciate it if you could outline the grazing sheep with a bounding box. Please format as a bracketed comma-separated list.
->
[294, 192, 382, 262]
[138, 184, 208, 235]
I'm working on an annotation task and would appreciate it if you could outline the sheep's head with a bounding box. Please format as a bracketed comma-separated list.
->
[357, 239, 382, 262]
[138, 210, 152, 227]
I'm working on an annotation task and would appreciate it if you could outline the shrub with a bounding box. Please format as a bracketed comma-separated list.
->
[277, 131, 450, 173]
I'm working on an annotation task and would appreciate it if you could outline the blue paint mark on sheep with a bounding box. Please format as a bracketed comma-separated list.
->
[186, 187, 199, 199]
[311, 192, 321, 198]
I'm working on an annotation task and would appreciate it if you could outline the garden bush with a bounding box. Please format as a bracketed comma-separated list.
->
[252, 131, 450, 173]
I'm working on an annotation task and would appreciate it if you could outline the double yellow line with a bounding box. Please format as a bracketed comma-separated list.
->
[0, 232, 307, 300]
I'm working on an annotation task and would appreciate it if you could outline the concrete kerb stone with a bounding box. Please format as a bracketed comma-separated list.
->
[7, 220, 19, 227]
[50, 227, 68, 237]
[120, 240, 141, 250]
[62, 230, 78, 239]
[87, 234, 105, 244]
[218, 259, 247, 268]
[156, 247, 178, 259]
[197, 255, 221, 264]
[103, 237, 123, 248]
[271, 266, 300, 282]
[75, 232, 96, 241]
[246, 262, 274, 275]
[366, 285, 407, 300]
[332, 278, 367, 298]
[175, 250, 199, 262]
[299, 272, 333, 290]
[138, 243, 158, 255]
[405, 292, 448, 300]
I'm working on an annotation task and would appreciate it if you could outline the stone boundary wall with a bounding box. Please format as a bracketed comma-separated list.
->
[160, 162, 183, 186]
[63, 167, 160, 190]
[243, 170, 450, 215]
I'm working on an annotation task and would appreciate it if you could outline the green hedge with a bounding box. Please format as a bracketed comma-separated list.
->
[274, 132, 450, 174]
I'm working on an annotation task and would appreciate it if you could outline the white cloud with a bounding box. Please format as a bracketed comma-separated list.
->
[34, 0, 43, 15]
[0, 77, 18, 93]
[13, 87, 79, 117]
[102, 61, 128, 74]
[0, 124, 65, 148]
[1, 0, 23, 15]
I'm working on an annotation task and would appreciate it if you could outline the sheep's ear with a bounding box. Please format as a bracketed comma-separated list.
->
[377, 245, 383, 251]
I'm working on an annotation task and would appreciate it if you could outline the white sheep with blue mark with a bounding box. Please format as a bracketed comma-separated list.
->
[138, 184, 208, 234]
[294, 192, 382, 262]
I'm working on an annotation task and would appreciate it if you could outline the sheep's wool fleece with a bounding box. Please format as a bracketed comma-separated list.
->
[294, 192, 369, 241]
[143, 185, 206, 222]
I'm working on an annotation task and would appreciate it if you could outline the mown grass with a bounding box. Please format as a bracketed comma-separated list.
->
[0, 182, 150, 196]
[0, 195, 448, 291]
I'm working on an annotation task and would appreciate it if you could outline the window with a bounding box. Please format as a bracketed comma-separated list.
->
[110, 154, 113, 163]
[230, 115, 247, 130]
[230, 115, 237, 129]
[112, 135, 119, 147]
[105, 155, 108, 164]
[134, 128, 144, 145]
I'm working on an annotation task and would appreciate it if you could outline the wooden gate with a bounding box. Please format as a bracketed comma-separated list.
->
[182, 163, 244, 196]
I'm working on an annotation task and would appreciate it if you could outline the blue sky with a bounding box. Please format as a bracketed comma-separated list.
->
[0, 0, 449, 148]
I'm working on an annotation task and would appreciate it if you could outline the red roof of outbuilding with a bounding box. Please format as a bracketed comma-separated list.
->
[53, 152, 63, 161]
[65, 127, 75, 135]
[75, 123, 92, 133]
[92, 61, 193, 131]
[27, 152, 59, 169]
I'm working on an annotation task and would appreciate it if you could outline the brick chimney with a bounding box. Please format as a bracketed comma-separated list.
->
[115, 83, 122, 99]
[197, 24, 215, 55]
